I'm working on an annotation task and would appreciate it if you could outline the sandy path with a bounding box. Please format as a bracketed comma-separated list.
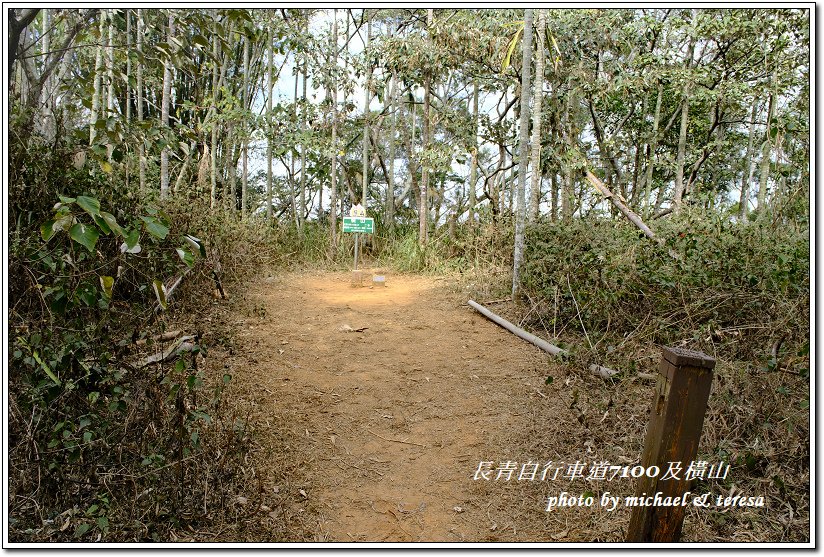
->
[228, 270, 554, 542]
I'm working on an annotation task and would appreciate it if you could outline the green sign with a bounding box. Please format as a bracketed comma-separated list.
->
[343, 216, 374, 234]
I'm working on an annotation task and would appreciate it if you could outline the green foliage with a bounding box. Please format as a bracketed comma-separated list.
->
[521, 210, 809, 366]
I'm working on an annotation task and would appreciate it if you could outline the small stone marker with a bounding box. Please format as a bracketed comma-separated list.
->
[373, 275, 386, 287]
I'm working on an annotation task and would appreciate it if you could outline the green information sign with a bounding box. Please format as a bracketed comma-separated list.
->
[343, 216, 374, 234]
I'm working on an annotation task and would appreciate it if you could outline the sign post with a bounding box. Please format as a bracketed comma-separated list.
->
[343, 204, 373, 277]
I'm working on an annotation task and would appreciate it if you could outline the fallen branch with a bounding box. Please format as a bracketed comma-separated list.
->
[468, 300, 565, 356]
[367, 429, 427, 448]
[584, 170, 659, 242]
[136, 335, 196, 367]
[589, 364, 620, 379]
[134, 330, 184, 346]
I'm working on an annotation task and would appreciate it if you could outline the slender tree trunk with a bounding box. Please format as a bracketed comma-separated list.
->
[562, 75, 575, 221]
[468, 78, 479, 227]
[361, 15, 371, 207]
[210, 12, 220, 208]
[266, 23, 274, 222]
[136, 9, 146, 194]
[419, 8, 434, 246]
[241, 35, 250, 217]
[39, 9, 55, 141]
[125, 10, 131, 122]
[738, 96, 759, 221]
[757, 92, 774, 212]
[528, 9, 545, 222]
[330, 9, 339, 247]
[644, 81, 663, 217]
[299, 19, 308, 225]
[387, 67, 397, 227]
[512, 8, 534, 300]
[89, 11, 105, 145]
[160, 11, 174, 198]
[673, 38, 695, 211]
[550, 172, 558, 221]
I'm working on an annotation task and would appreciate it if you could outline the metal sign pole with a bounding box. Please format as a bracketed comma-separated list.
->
[354, 233, 359, 271]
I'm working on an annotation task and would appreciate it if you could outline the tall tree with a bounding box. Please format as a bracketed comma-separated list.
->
[528, 9, 546, 222]
[160, 10, 175, 198]
[512, 8, 534, 300]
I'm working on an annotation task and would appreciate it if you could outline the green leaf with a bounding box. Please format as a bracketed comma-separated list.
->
[41, 219, 56, 242]
[501, 25, 524, 74]
[141, 216, 169, 240]
[76, 195, 101, 217]
[152, 279, 167, 310]
[58, 195, 76, 205]
[176, 247, 194, 268]
[92, 214, 111, 235]
[99, 276, 114, 299]
[83, 431, 92, 443]
[545, 376, 554, 385]
[74, 523, 91, 538]
[96, 516, 109, 530]
[69, 223, 99, 253]
[124, 227, 140, 249]
[32, 350, 60, 386]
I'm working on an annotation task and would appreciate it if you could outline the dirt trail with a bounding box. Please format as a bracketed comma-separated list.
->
[228, 270, 555, 542]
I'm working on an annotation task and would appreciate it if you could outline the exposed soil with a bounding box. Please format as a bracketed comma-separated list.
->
[202, 269, 809, 543]
[219, 269, 561, 542]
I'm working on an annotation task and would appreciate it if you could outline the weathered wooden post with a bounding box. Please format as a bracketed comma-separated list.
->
[626, 347, 716, 542]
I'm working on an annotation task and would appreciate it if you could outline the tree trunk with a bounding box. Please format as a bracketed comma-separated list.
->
[512, 8, 534, 300]
[644, 81, 663, 217]
[136, 9, 146, 194]
[266, 23, 274, 222]
[469, 78, 479, 226]
[738, 96, 759, 221]
[210, 11, 220, 208]
[329, 9, 339, 247]
[105, 14, 115, 161]
[562, 75, 575, 221]
[419, 8, 434, 246]
[362, 15, 371, 207]
[160, 11, 174, 198]
[528, 9, 545, 222]
[241, 35, 250, 217]
[89, 11, 105, 145]
[298, 19, 308, 226]
[757, 93, 774, 212]
[387, 67, 397, 227]
[673, 38, 695, 211]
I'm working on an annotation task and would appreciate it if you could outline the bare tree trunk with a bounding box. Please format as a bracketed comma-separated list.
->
[419, 8, 434, 246]
[209, 12, 220, 208]
[468, 78, 479, 226]
[738, 96, 759, 221]
[562, 75, 575, 221]
[644, 81, 663, 217]
[387, 67, 397, 227]
[757, 93, 774, 212]
[512, 8, 534, 300]
[361, 15, 371, 207]
[136, 9, 146, 194]
[266, 23, 274, 222]
[329, 9, 339, 246]
[89, 11, 105, 145]
[528, 9, 545, 222]
[673, 38, 695, 211]
[550, 172, 558, 221]
[106, 13, 114, 161]
[160, 11, 174, 198]
[241, 35, 250, 217]
[298, 18, 308, 226]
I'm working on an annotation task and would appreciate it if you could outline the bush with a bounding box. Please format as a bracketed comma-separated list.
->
[521, 208, 809, 366]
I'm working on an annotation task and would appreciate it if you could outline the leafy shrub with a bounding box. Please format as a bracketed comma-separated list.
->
[521, 208, 809, 365]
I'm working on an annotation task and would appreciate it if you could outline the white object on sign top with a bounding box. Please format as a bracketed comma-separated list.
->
[350, 204, 366, 217]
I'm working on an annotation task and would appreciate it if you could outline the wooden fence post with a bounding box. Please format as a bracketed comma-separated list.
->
[626, 347, 716, 542]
